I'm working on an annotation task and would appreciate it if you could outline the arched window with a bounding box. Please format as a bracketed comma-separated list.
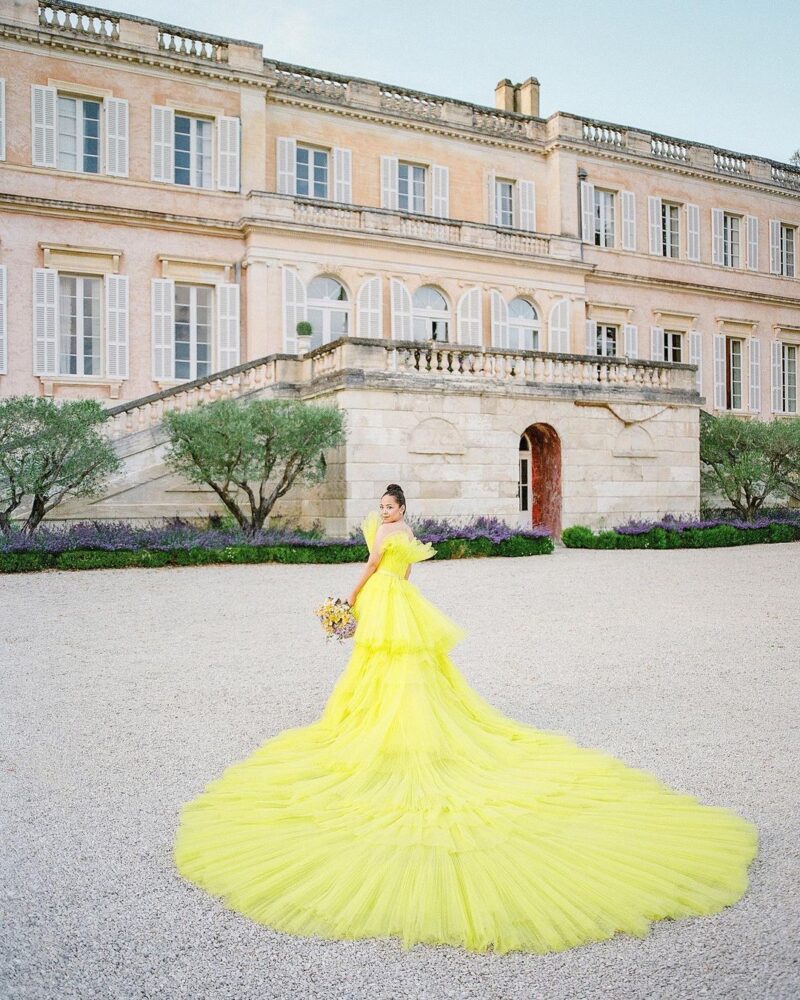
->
[412, 286, 449, 342]
[307, 277, 350, 349]
[508, 298, 540, 351]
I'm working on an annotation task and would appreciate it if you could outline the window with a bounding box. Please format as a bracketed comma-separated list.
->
[780, 225, 796, 278]
[58, 275, 102, 375]
[174, 115, 212, 188]
[495, 179, 514, 227]
[783, 344, 798, 413]
[594, 190, 615, 248]
[518, 438, 530, 512]
[398, 162, 426, 213]
[296, 145, 329, 199]
[663, 330, 683, 363]
[507, 298, 539, 351]
[594, 324, 618, 357]
[307, 277, 349, 349]
[726, 338, 743, 409]
[412, 286, 449, 341]
[722, 213, 741, 268]
[661, 203, 680, 258]
[174, 283, 212, 380]
[57, 96, 100, 174]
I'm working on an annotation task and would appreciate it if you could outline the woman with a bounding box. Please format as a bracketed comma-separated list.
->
[173, 484, 757, 954]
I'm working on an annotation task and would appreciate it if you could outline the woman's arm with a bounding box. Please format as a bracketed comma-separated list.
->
[347, 529, 386, 606]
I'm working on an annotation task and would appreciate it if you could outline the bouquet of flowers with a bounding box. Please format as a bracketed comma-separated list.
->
[314, 596, 357, 643]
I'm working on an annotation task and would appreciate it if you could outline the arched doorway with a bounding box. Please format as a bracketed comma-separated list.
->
[519, 423, 562, 537]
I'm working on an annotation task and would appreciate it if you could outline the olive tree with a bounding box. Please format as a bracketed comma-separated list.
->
[0, 396, 120, 534]
[163, 398, 345, 534]
[700, 412, 800, 519]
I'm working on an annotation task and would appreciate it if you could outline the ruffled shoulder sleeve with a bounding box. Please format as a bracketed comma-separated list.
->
[380, 531, 436, 564]
[360, 511, 382, 554]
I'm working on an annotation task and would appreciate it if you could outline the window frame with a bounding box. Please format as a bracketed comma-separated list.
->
[173, 282, 214, 381]
[295, 143, 330, 200]
[57, 272, 103, 377]
[412, 285, 449, 342]
[306, 276, 350, 349]
[722, 212, 742, 268]
[495, 178, 515, 228]
[661, 202, 680, 258]
[397, 160, 426, 214]
[56, 93, 102, 175]
[173, 113, 214, 190]
[594, 189, 616, 248]
[663, 329, 683, 363]
[595, 323, 618, 357]
[726, 336, 744, 410]
[782, 343, 798, 413]
[780, 224, 796, 278]
[507, 297, 540, 351]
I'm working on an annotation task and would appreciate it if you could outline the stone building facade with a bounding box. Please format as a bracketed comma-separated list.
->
[0, 0, 798, 534]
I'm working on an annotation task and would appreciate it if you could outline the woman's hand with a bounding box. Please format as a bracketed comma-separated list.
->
[346, 593, 357, 608]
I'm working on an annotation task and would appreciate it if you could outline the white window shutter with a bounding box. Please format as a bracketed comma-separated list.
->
[580, 181, 595, 243]
[746, 215, 758, 271]
[105, 274, 129, 379]
[771, 340, 783, 412]
[686, 204, 700, 261]
[0, 78, 6, 162]
[548, 299, 570, 353]
[151, 278, 175, 379]
[282, 267, 306, 354]
[31, 85, 57, 168]
[333, 147, 352, 204]
[456, 287, 482, 346]
[490, 289, 508, 347]
[217, 283, 240, 370]
[0, 265, 6, 374]
[486, 170, 497, 225]
[104, 97, 129, 178]
[380, 156, 398, 210]
[713, 334, 726, 409]
[621, 190, 636, 250]
[689, 331, 703, 394]
[356, 275, 382, 338]
[390, 278, 412, 339]
[648, 196, 662, 255]
[217, 116, 240, 192]
[769, 220, 782, 274]
[689, 330, 703, 396]
[748, 337, 761, 412]
[33, 268, 58, 375]
[518, 180, 536, 232]
[431, 164, 449, 218]
[712, 208, 724, 265]
[585, 319, 597, 354]
[151, 106, 174, 183]
[650, 325, 664, 362]
[277, 137, 296, 195]
[623, 323, 638, 359]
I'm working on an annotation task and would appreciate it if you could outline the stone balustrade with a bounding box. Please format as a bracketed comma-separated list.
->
[104, 338, 698, 441]
[249, 193, 564, 259]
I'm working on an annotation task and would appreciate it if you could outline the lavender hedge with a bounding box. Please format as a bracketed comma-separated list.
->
[562, 510, 800, 550]
[0, 516, 553, 573]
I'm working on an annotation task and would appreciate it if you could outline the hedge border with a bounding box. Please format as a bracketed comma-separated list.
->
[0, 535, 554, 574]
[561, 523, 800, 550]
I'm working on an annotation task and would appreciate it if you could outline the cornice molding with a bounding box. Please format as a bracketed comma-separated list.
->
[591, 268, 800, 309]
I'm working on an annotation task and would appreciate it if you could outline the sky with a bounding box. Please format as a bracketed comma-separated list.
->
[102, 0, 799, 164]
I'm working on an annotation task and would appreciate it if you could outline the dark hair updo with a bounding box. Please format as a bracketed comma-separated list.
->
[383, 483, 406, 513]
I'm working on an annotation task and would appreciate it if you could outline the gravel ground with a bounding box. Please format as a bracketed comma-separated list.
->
[1, 544, 798, 1000]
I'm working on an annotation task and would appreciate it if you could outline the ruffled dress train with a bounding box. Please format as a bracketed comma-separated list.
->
[173, 512, 758, 954]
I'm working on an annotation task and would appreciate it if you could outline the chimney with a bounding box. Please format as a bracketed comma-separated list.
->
[494, 79, 516, 113]
[494, 77, 540, 117]
[518, 77, 540, 118]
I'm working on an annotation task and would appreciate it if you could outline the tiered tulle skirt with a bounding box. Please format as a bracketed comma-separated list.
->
[173, 573, 758, 953]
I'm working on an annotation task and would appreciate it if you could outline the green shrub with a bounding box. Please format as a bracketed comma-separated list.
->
[561, 526, 596, 548]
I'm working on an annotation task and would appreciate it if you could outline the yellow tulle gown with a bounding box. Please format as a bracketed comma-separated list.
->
[173, 512, 758, 954]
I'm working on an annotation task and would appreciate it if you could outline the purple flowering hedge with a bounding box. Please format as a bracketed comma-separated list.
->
[562, 511, 800, 550]
[0, 516, 553, 573]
